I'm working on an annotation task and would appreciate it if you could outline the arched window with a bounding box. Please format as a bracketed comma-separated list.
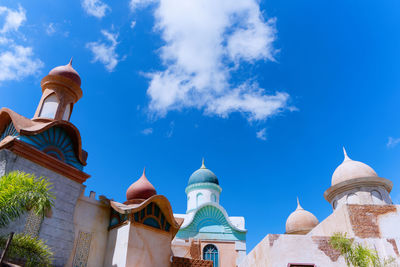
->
[203, 244, 218, 267]
[39, 94, 59, 119]
[196, 193, 204, 207]
[62, 104, 72, 120]
[211, 193, 216, 202]
[347, 193, 359, 204]
[371, 190, 383, 204]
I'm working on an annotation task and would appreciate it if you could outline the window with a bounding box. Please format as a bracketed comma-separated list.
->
[371, 190, 383, 204]
[347, 193, 359, 204]
[39, 94, 59, 118]
[62, 104, 71, 120]
[211, 193, 216, 202]
[196, 193, 204, 207]
[203, 244, 218, 267]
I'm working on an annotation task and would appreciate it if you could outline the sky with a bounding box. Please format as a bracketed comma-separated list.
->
[1, 0, 400, 252]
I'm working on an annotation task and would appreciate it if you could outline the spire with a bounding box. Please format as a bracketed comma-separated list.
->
[201, 158, 206, 169]
[142, 167, 146, 177]
[343, 147, 351, 161]
[296, 197, 303, 210]
[68, 57, 73, 66]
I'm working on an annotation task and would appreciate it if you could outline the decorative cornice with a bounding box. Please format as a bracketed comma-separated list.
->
[185, 182, 222, 194]
[0, 138, 90, 184]
[324, 176, 393, 203]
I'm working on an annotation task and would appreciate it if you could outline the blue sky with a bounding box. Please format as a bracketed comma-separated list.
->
[1, 0, 400, 251]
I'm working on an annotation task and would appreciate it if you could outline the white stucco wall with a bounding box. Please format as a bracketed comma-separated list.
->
[187, 188, 220, 212]
[104, 223, 130, 267]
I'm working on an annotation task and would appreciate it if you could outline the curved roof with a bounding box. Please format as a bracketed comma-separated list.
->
[0, 107, 87, 165]
[332, 148, 377, 186]
[188, 160, 219, 186]
[285, 198, 318, 235]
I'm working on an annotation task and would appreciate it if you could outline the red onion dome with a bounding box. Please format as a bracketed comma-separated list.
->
[49, 58, 81, 86]
[126, 168, 157, 201]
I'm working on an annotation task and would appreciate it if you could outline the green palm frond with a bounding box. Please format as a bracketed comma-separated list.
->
[0, 171, 55, 228]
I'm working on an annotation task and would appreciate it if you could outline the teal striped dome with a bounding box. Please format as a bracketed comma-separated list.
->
[188, 161, 219, 186]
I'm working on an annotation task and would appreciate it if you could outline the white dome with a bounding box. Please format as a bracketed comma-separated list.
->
[285, 199, 318, 235]
[332, 148, 377, 186]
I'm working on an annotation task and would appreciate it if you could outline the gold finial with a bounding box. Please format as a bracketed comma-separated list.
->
[142, 167, 146, 176]
[201, 158, 206, 169]
[68, 57, 73, 66]
[343, 147, 351, 161]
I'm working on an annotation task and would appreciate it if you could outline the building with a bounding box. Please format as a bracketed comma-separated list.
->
[172, 160, 247, 267]
[239, 149, 400, 267]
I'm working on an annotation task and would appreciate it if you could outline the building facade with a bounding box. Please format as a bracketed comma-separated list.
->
[172, 160, 247, 267]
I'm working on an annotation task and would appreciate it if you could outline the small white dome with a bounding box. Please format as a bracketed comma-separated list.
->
[285, 198, 319, 235]
[332, 148, 377, 186]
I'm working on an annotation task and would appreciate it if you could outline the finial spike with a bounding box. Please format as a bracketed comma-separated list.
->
[142, 167, 146, 176]
[68, 57, 73, 66]
[343, 147, 351, 161]
[201, 158, 206, 169]
[296, 197, 303, 210]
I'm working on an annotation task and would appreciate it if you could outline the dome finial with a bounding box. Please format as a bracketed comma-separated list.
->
[69, 57, 73, 66]
[201, 158, 206, 169]
[343, 147, 351, 161]
[297, 197, 303, 210]
[143, 167, 146, 176]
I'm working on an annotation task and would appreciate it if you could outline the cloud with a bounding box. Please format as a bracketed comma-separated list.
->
[256, 128, 267, 141]
[166, 121, 174, 137]
[387, 137, 400, 148]
[46, 23, 56, 35]
[130, 20, 136, 29]
[81, 0, 110, 18]
[0, 5, 26, 34]
[133, 0, 289, 121]
[86, 30, 120, 71]
[0, 45, 43, 82]
[0, 5, 43, 82]
[142, 128, 153, 135]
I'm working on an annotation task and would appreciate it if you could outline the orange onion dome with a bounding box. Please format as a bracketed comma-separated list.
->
[49, 58, 81, 86]
[126, 168, 157, 201]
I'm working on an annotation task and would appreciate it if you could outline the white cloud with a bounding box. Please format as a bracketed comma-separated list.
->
[86, 30, 120, 71]
[135, 0, 289, 121]
[256, 128, 267, 141]
[0, 5, 43, 82]
[387, 137, 400, 148]
[46, 23, 56, 35]
[142, 128, 153, 135]
[81, 0, 110, 18]
[166, 121, 174, 137]
[0, 5, 26, 34]
[130, 20, 136, 29]
[0, 45, 43, 82]
[130, 0, 156, 11]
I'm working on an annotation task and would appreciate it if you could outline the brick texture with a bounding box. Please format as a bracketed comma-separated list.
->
[190, 240, 201, 259]
[311, 236, 341, 262]
[387, 239, 399, 257]
[172, 256, 213, 267]
[348, 205, 397, 238]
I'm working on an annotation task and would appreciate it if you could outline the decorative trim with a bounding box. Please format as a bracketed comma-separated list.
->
[72, 231, 92, 267]
[24, 210, 43, 237]
[324, 177, 393, 203]
[0, 138, 90, 184]
[185, 182, 222, 194]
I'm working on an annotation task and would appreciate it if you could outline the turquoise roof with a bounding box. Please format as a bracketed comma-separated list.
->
[188, 161, 219, 186]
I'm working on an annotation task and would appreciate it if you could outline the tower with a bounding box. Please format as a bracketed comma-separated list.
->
[173, 159, 247, 267]
[0, 60, 89, 266]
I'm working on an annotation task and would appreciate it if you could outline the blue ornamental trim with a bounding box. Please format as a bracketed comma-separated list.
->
[0, 122, 18, 142]
[176, 204, 246, 241]
[18, 126, 84, 171]
[185, 182, 222, 194]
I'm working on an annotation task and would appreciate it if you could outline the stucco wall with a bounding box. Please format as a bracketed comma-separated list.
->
[0, 149, 84, 267]
[66, 191, 110, 267]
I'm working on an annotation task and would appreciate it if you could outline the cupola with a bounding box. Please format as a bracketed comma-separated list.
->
[285, 198, 319, 235]
[126, 168, 157, 204]
[34, 59, 83, 121]
[324, 148, 393, 209]
[188, 158, 219, 186]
